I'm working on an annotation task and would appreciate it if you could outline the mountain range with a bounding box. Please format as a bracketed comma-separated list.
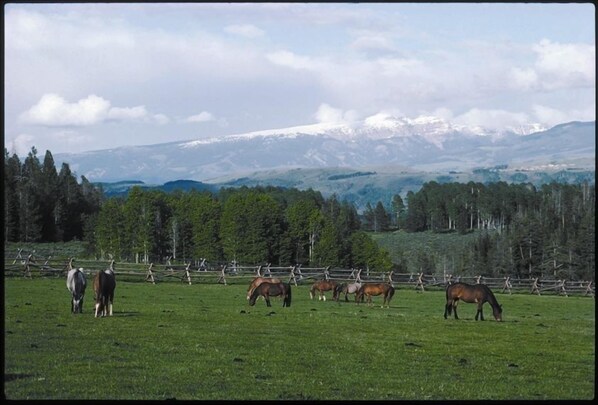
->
[54, 117, 595, 209]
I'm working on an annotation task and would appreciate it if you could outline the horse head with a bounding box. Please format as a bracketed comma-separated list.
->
[493, 304, 503, 322]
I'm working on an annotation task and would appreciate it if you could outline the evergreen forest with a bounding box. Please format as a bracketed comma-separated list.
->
[4, 147, 595, 280]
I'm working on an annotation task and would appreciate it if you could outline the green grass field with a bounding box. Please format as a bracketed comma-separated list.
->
[4, 278, 595, 400]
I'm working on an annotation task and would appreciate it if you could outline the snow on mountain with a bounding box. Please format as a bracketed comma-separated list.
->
[53, 118, 593, 184]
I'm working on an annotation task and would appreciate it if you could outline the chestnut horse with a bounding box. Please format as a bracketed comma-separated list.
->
[444, 282, 503, 321]
[248, 282, 292, 307]
[355, 283, 395, 308]
[310, 279, 339, 301]
[66, 267, 86, 313]
[93, 268, 116, 317]
[246, 276, 282, 300]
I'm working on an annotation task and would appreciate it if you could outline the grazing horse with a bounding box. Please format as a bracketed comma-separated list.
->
[310, 280, 339, 301]
[66, 267, 87, 313]
[248, 282, 292, 307]
[444, 282, 503, 321]
[93, 268, 116, 317]
[246, 276, 282, 300]
[335, 282, 362, 302]
[356, 283, 395, 308]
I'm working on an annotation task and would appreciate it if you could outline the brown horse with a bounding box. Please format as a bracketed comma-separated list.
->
[310, 279, 339, 301]
[444, 282, 503, 321]
[246, 277, 282, 300]
[355, 283, 395, 307]
[93, 268, 116, 318]
[248, 282, 292, 307]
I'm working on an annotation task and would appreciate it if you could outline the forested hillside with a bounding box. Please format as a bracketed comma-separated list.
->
[4, 147, 594, 280]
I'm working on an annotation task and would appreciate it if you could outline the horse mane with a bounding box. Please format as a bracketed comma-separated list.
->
[479, 284, 501, 310]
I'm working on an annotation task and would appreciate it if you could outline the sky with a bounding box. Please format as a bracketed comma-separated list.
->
[4, 2, 596, 156]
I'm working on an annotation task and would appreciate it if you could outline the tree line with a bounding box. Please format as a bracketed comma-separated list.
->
[4, 148, 102, 244]
[4, 147, 594, 279]
[366, 181, 595, 280]
[91, 185, 392, 270]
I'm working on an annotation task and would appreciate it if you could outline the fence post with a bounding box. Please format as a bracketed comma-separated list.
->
[13, 248, 23, 265]
[184, 263, 192, 285]
[475, 275, 482, 284]
[217, 265, 227, 285]
[145, 263, 156, 284]
[584, 281, 595, 298]
[530, 277, 540, 295]
[288, 265, 298, 286]
[557, 280, 568, 297]
[501, 276, 512, 294]
[356, 269, 362, 283]
[324, 266, 331, 280]
[23, 254, 34, 278]
[415, 272, 425, 292]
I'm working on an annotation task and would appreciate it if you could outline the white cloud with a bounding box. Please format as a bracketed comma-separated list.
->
[533, 39, 595, 88]
[532, 104, 596, 127]
[509, 67, 539, 90]
[453, 108, 530, 129]
[186, 111, 215, 123]
[6, 133, 36, 156]
[224, 24, 265, 38]
[314, 103, 358, 123]
[266, 50, 322, 70]
[19, 94, 167, 126]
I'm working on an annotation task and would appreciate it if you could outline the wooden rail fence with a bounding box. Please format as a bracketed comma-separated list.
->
[3, 249, 595, 298]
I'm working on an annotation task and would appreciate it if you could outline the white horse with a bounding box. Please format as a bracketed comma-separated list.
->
[340, 282, 362, 302]
[66, 268, 87, 313]
[93, 268, 116, 317]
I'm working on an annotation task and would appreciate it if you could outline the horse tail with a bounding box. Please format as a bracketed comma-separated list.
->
[387, 285, 395, 300]
[285, 283, 292, 307]
[248, 284, 260, 306]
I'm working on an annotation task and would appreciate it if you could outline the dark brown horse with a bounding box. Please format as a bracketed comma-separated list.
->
[249, 282, 292, 307]
[444, 282, 503, 321]
[246, 276, 282, 300]
[310, 279, 339, 301]
[355, 283, 395, 307]
[93, 268, 116, 318]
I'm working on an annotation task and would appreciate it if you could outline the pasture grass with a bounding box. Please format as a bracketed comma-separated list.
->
[4, 278, 595, 400]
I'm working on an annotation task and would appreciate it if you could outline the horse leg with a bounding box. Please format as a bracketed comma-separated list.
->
[444, 302, 450, 319]
[344, 292, 349, 302]
[265, 294, 272, 307]
[476, 303, 484, 321]
[453, 300, 459, 319]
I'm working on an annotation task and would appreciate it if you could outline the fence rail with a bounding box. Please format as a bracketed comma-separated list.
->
[3, 249, 595, 298]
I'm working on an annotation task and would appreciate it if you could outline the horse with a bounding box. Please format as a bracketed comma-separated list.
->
[444, 282, 503, 321]
[310, 279, 339, 301]
[246, 276, 282, 300]
[248, 282, 292, 307]
[335, 282, 362, 302]
[66, 267, 87, 313]
[355, 283, 395, 308]
[93, 268, 116, 317]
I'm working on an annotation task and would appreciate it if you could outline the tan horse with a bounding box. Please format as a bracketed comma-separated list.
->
[355, 283, 395, 308]
[444, 282, 503, 321]
[246, 277, 282, 300]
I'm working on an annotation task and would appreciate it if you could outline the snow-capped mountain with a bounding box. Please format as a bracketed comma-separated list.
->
[53, 118, 594, 184]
